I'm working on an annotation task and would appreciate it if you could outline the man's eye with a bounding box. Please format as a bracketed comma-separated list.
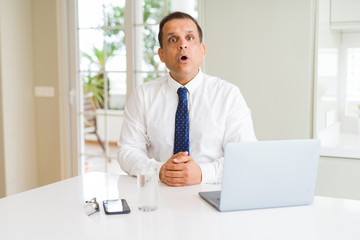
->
[187, 35, 194, 41]
[169, 38, 177, 43]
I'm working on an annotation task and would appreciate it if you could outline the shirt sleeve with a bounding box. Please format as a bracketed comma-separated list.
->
[117, 88, 163, 179]
[199, 86, 257, 184]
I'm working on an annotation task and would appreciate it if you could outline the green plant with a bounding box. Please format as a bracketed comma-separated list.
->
[82, 42, 119, 109]
[83, 72, 104, 109]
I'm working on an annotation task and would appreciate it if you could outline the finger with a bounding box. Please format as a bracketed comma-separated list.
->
[172, 152, 188, 159]
[172, 158, 187, 163]
[164, 162, 185, 171]
[159, 165, 166, 182]
[163, 179, 182, 187]
[172, 154, 192, 163]
[177, 151, 188, 156]
[166, 152, 188, 164]
[165, 176, 195, 187]
[172, 154, 192, 164]
[164, 176, 185, 186]
[164, 169, 184, 178]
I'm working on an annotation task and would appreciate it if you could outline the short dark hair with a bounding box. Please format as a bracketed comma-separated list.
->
[158, 11, 203, 48]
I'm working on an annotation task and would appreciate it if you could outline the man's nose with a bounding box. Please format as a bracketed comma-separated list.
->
[178, 38, 188, 50]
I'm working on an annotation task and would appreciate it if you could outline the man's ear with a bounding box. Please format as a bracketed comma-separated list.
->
[158, 48, 165, 63]
[201, 43, 206, 56]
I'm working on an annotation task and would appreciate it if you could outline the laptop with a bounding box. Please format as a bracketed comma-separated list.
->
[199, 139, 320, 212]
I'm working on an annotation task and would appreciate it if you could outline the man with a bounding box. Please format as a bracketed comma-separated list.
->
[118, 12, 256, 187]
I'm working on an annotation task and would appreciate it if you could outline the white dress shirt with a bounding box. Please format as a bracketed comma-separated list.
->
[117, 70, 256, 183]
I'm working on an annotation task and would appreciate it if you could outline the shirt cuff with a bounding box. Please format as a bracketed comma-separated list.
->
[199, 162, 216, 184]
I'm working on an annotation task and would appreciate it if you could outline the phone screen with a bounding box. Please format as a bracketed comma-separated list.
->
[103, 199, 130, 214]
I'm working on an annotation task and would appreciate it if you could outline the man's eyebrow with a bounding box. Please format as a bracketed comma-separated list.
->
[166, 30, 195, 36]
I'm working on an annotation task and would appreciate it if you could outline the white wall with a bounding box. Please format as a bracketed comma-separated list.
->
[0, 0, 38, 196]
[32, 0, 62, 187]
[203, 0, 316, 140]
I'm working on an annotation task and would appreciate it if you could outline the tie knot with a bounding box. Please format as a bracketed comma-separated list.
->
[177, 87, 187, 98]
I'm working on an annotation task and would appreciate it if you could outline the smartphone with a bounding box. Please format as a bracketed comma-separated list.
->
[103, 199, 131, 215]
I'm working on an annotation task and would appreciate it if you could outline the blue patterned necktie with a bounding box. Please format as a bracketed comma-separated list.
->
[174, 87, 189, 154]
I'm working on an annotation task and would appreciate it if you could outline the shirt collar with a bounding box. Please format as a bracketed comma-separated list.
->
[167, 70, 204, 94]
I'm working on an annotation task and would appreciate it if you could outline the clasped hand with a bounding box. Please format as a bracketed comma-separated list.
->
[159, 152, 202, 187]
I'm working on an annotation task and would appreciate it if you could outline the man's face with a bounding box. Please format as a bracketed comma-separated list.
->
[158, 18, 205, 85]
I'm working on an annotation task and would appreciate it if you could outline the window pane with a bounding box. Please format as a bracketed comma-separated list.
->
[171, 0, 198, 19]
[317, 49, 338, 101]
[83, 111, 105, 157]
[136, 25, 166, 72]
[108, 72, 126, 110]
[345, 48, 360, 117]
[104, 0, 126, 27]
[316, 49, 339, 137]
[135, 72, 166, 84]
[78, 0, 126, 28]
[141, 0, 198, 24]
[104, 31, 126, 71]
[79, 29, 104, 72]
[143, 0, 171, 24]
[81, 72, 104, 110]
[78, 0, 105, 28]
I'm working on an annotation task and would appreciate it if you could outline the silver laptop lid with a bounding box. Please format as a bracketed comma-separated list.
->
[220, 139, 320, 212]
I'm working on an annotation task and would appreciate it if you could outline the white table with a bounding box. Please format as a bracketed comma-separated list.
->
[1, 172, 360, 240]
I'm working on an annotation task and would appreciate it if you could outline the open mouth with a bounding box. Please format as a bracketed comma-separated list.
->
[179, 55, 189, 62]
